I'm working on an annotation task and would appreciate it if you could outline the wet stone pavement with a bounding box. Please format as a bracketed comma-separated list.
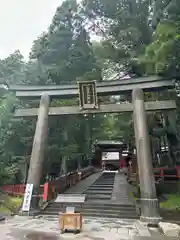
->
[0, 215, 139, 240]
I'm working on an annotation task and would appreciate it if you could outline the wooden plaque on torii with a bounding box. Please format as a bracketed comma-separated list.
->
[77, 80, 98, 110]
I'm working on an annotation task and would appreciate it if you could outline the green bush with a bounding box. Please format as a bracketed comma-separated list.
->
[160, 194, 180, 210]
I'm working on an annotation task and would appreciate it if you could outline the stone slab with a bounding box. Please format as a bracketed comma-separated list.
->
[55, 194, 86, 203]
[85, 191, 112, 194]
[135, 220, 151, 236]
[158, 221, 180, 238]
[87, 195, 111, 199]
[132, 237, 166, 240]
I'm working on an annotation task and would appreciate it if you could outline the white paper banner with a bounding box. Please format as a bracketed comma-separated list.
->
[22, 183, 33, 212]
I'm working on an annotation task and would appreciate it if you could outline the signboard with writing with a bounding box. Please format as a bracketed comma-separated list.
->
[102, 152, 119, 161]
[78, 80, 98, 110]
[22, 183, 33, 212]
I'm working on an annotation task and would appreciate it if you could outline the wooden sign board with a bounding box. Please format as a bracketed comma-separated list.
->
[77, 81, 98, 110]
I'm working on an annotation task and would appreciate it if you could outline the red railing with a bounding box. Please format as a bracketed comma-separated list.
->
[0, 166, 94, 202]
[154, 166, 180, 178]
[1, 184, 45, 199]
[1, 184, 25, 195]
[128, 164, 180, 184]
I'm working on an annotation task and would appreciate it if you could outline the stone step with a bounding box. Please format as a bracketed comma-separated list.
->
[96, 180, 114, 181]
[95, 178, 114, 179]
[46, 206, 136, 212]
[41, 210, 138, 219]
[86, 195, 111, 200]
[87, 188, 113, 191]
[99, 179, 115, 181]
[84, 190, 112, 195]
[93, 181, 114, 183]
[90, 186, 113, 188]
[91, 182, 114, 187]
[94, 178, 114, 180]
[83, 212, 138, 219]
[87, 185, 113, 188]
[50, 202, 135, 209]
[85, 202, 135, 208]
[93, 179, 114, 185]
[84, 173, 115, 200]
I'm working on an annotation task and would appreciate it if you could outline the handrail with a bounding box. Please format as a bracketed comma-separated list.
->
[0, 166, 94, 202]
[154, 166, 180, 178]
[128, 166, 180, 185]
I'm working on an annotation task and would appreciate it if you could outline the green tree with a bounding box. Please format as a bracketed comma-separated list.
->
[0, 50, 25, 85]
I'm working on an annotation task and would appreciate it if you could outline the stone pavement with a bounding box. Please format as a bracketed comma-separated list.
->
[111, 173, 133, 204]
[0, 215, 140, 240]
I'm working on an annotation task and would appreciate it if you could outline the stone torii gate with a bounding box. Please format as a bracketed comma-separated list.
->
[9, 76, 176, 225]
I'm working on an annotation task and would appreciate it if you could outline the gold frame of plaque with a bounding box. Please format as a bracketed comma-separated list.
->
[77, 80, 98, 110]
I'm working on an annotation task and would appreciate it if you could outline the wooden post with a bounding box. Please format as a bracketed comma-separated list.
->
[132, 89, 161, 225]
[24, 94, 49, 212]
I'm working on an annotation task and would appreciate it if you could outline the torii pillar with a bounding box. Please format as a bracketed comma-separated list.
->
[25, 94, 50, 212]
[132, 88, 161, 226]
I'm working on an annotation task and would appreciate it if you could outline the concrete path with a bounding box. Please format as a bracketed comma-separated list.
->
[0, 215, 139, 239]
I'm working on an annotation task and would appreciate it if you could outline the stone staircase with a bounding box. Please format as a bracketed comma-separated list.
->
[83, 172, 115, 200]
[41, 172, 138, 219]
[42, 201, 138, 219]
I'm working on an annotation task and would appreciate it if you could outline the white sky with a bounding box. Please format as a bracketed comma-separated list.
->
[0, 0, 62, 60]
